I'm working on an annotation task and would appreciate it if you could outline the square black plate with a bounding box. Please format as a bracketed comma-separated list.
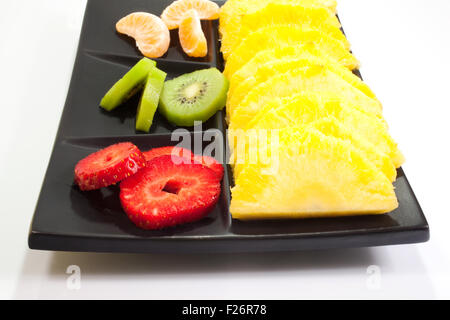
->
[28, 0, 429, 253]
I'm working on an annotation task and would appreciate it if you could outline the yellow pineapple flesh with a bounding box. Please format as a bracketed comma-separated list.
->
[232, 116, 397, 182]
[219, 0, 338, 39]
[228, 44, 324, 98]
[227, 55, 379, 115]
[228, 65, 383, 128]
[220, 0, 402, 220]
[230, 127, 399, 220]
[223, 26, 360, 78]
[221, 3, 348, 60]
[242, 92, 404, 168]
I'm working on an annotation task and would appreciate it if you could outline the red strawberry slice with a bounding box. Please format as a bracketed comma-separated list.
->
[142, 146, 193, 163]
[74, 142, 146, 191]
[192, 154, 224, 180]
[143, 146, 224, 180]
[120, 155, 221, 230]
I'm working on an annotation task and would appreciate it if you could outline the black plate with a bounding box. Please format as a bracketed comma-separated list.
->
[28, 0, 429, 253]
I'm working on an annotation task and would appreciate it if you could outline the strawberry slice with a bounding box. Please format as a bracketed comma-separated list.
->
[143, 146, 224, 180]
[142, 146, 193, 163]
[192, 154, 224, 181]
[120, 155, 221, 230]
[74, 142, 146, 191]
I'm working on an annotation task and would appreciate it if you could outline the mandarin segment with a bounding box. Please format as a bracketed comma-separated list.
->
[161, 0, 220, 30]
[116, 12, 170, 58]
[179, 9, 208, 57]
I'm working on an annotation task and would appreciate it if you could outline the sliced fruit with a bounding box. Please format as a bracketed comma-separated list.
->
[179, 9, 208, 57]
[143, 146, 224, 180]
[159, 68, 229, 126]
[228, 56, 379, 115]
[219, 0, 337, 40]
[223, 26, 359, 78]
[228, 44, 326, 100]
[143, 146, 194, 163]
[192, 154, 224, 180]
[232, 117, 397, 182]
[161, 0, 220, 30]
[243, 92, 404, 168]
[120, 155, 221, 230]
[135, 67, 167, 132]
[309, 118, 396, 182]
[74, 142, 146, 191]
[228, 66, 382, 128]
[116, 12, 170, 58]
[230, 127, 398, 220]
[221, 3, 347, 59]
[100, 58, 156, 111]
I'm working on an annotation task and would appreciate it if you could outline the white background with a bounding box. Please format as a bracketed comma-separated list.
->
[1, 0, 449, 299]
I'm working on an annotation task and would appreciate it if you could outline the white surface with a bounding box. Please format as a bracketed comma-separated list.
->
[1, 0, 449, 300]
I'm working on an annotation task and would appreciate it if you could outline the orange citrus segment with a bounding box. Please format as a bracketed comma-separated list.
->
[179, 9, 208, 57]
[116, 12, 170, 58]
[161, 0, 220, 30]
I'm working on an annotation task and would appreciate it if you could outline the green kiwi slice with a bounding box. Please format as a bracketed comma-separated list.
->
[100, 58, 156, 111]
[135, 67, 167, 132]
[159, 68, 229, 127]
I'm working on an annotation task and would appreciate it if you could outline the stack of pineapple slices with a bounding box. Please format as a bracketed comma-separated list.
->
[220, 0, 404, 220]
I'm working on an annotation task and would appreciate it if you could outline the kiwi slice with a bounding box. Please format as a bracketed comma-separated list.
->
[159, 68, 229, 127]
[100, 58, 156, 111]
[135, 67, 167, 132]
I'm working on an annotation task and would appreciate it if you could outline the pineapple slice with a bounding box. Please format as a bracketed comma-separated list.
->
[223, 26, 359, 78]
[228, 65, 382, 127]
[221, 3, 348, 59]
[231, 117, 397, 182]
[228, 48, 326, 105]
[219, 0, 338, 39]
[227, 56, 379, 114]
[240, 92, 404, 168]
[230, 127, 399, 220]
[228, 44, 326, 98]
